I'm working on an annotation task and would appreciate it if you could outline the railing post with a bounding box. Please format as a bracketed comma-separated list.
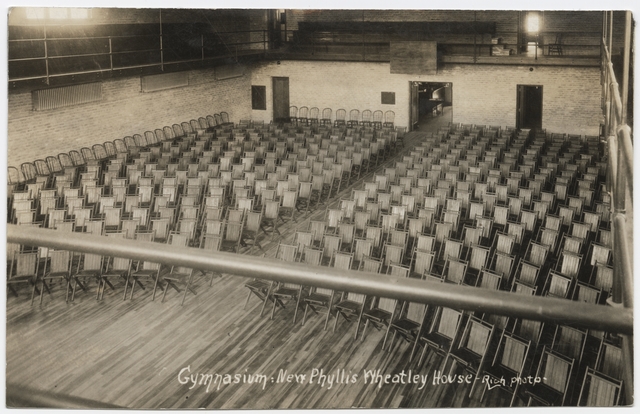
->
[621, 10, 631, 124]
[44, 26, 49, 85]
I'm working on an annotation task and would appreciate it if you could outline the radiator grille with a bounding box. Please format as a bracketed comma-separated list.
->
[32, 82, 103, 111]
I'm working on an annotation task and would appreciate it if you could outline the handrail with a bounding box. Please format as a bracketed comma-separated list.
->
[6, 384, 122, 408]
[601, 11, 633, 404]
[7, 224, 633, 335]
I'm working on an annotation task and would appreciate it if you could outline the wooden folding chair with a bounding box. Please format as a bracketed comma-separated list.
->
[445, 315, 495, 397]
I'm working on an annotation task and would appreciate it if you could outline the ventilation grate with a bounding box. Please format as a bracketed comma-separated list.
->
[32, 82, 102, 111]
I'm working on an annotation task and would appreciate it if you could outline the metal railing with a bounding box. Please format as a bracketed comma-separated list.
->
[6, 384, 122, 408]
[7, 224, 633, 336]
[601, 10, 634, 404]
[8, 27, 269, 84]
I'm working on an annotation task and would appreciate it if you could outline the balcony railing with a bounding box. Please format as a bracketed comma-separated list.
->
[8, 25, 269, 85]
[7, 224, 633, 336]
[601, 10, 634, 404]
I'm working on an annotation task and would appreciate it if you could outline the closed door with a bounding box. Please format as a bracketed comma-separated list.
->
[272, 77, 289, 123]
[516, 85, 543, 129]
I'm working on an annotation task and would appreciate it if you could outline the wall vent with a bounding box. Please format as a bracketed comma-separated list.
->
[32, 82, 102, 111]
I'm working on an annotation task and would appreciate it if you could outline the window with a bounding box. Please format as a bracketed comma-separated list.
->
[527, 12, 540, 33]
[252, 86, 267, 110]
[381, 92, 396, 105]
[25, 8, 91, 20]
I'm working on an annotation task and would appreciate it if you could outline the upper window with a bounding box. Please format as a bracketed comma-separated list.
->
[25, 8, 91, 20]
[526, 12, 540, 33]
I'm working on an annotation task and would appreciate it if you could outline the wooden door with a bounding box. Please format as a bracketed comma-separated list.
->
[516, 85, 543, 130]
[272, 77, 289, 123]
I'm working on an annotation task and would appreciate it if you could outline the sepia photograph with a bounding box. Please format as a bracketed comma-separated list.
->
[4, 1, 635, 409]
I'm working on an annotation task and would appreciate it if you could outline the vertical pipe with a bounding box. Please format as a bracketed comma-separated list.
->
[602, 11, 607, 46]
[362, 10, 365, 61]
[621, 11, 631, 124]
[201, 34, 204, 61]
[109, 37, 113, 71]
[473, 11, 477, 63]
[615, 137, 627, 214]
[608, 11, 613, 55]
[159, 9, 164, 71]
[44, 26, 49, 85]
[621, 334, 634, 404]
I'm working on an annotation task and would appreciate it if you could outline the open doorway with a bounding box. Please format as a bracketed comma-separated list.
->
[516, 84, 543, 129]
[409, 81, 453, 131]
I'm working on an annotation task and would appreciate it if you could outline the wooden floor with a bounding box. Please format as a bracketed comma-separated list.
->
[7, 109, 516, 408]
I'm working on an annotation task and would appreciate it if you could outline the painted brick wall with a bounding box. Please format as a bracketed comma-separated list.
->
[8, 69, 251, 167]
[250, 60, 601, 136]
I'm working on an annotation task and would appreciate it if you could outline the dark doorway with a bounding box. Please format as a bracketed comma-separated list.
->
[516, 84, 543, 129]
[410, 81, 453, 130]
[272, 77, 289, 123]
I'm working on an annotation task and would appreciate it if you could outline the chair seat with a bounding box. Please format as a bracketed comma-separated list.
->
[524, 383, 564, 406]
[363, 308, 392, 323]
[421, 332, 452, 351]
[449, 347, 482, 369]
[102, 270, 127, 278]
[335, 300, 362, 313]
[45, 271, 70, 279]
[484, 364, 518, 388]
[304, 292, 331, 305]
[392, 318, 420, 335]
[132, 269, 158, 277]
[75, 270, 101, 278]
[245, 280, 269, 290]
[163, 272, 191, 282]
[273, 287, 300, 298]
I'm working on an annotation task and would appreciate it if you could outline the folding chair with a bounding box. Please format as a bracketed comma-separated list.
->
[361, 292, 399, 348]
[128, 257, 162, 301]
[268, 244, 305, 323]
[417, 306, 463, 366]
[70, 252, 104, 301]
[480, 331, 531, 406]
[7, 251, 39, 303]
[160, 233, 197, 305]
[221, 220, 244, 253]
[38, 249, 73, 304]
[302, 249, 337, 330]
[333, 287, 367, 339]
[387, 302, 428, 360]
[595, 340, 623, 381]
[522, 346, 574, 406]
[577, 368, 623, 406]
[445, 315, 495, 398]
[551, 325, 587, 365]
[241, 210, 264, 253]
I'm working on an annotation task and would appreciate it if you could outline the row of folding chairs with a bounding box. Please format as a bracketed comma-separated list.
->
[288, 107, 395, 129]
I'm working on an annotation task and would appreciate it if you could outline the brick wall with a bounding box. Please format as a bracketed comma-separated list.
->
[250, 60, 601, 136]
[8, 69, 251, 167]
